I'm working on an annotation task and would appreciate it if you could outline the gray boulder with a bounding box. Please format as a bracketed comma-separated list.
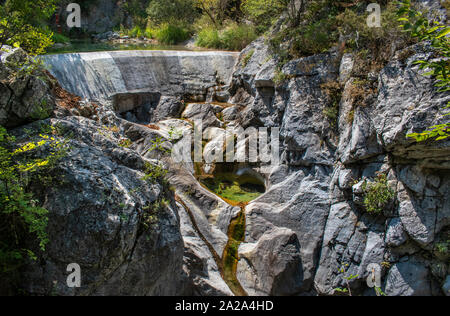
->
[237, 228, 303, 296]
[19, 116, 185, 296]
[385, 259, 432, 296]
[372, 46, 450, 168]
[154, 96, 185, 121]
[0, 47, 55, 128]
[182, 103, 224, 130]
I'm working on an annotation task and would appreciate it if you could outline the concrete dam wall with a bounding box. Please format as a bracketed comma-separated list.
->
[42, 50, 240, 102]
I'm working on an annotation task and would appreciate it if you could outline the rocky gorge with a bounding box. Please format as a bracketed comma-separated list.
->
[1, 19, 449, 296]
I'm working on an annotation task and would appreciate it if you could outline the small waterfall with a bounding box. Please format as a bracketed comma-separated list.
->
[41, 50, 240, 102]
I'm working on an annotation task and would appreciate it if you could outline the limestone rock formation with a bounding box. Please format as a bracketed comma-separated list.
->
[4, 21, 449, 295]
[0, 47, 55, 128]
[15, 116, 185, 295]
[225, 38, 449, 296]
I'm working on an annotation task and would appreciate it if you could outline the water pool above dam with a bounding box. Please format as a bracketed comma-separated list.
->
[42, 50, 240, 102]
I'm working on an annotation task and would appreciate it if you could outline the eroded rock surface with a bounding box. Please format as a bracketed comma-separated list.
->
[0, 47, 55, 128]
[225, 38, 449, 296]
[4, 29, 449, 296]
[16, 117, 185, 296]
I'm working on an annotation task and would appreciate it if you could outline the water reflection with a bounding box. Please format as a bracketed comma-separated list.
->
[45, 40, 207, 55]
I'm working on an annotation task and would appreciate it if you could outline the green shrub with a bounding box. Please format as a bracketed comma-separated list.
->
[51, 33, 70, 44]
[337, 2, 409, 75]
[155, 24, 190, 44]
[269, 0, 342, 58]
[290, 17, 338, 56]
[141, 198, 170, 231]
[118, 138, 132, 148]
[129, 25, 143, 38]
[273, 68, 288, 86]
[435, 241, 449, 255]
[221, 24, 257, 51]
[323, 107, 339, 129]
[268, 0, 410, 64]
[397, 0, 450, 142]
[147, 0, 199, 26]
[144, 27, 154, 39]
[321, 81, 343, 129]
[241, 49, 254, 67]
[121, 0, 149, 29]
[142, 161, 168, 184]
[121, 25, 155, 39]
[0, 125, 68, 294]
[362, 174, 395, 214]
[241, 0, 288, 34]
[196, 27, 222, 48]
[0, 0, 56, 55]
[196, 23, 257, 51]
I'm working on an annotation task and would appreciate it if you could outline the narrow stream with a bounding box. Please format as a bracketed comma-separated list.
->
[175, 194, 247, 296]
[221, 205, 248, 296]
[192, 163, 265, 296]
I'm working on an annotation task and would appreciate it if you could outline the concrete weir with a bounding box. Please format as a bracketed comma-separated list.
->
[42, 50, 240, 101]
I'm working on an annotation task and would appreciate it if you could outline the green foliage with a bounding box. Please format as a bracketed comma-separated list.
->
[200, 172, 264, 204]
[268, 0, 410, 71]
[30, 99, 52, 120]
[121, 0, 150, 29]
[129, 25, 143, 38]
[407, 124, 450, 142]
[337, 2, 406, 53]
[241, 49, 254, 67]
[435, 240, 449, 254]
[0, 125, 68, 293]
[220, 23, 257, 50]
[155, 24, 190, 45]
[374, 286, 387, 296]
[241, 0, 288, 34]
[321, 81, 343, 129]
[147, 0, 199, 26]
[141, 136, 171, 185]
[141, 197, 170, 231]
[362, 173, 395, 214]
[120, 25, 155, 39]
[143, 27, 154, 39]
[196, 27, 222, 47]
[168, 126, 183, 142]
[3, 55, 49, 86]
[142, 161, 168, 185]
[0, 0, 56, 55]
[334, 262, 359, 296]
[51, 32, 70, 44]
[290, 17, 338, 56]
[397, 0, 450, 142]
[323, 106, 339, 129]
[148, 136, 171, 155]
[118, 138, 132, 148]
[196, 23, 257, 50]
[273, 68, 288, 86]
[269, 0, 342, 58]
